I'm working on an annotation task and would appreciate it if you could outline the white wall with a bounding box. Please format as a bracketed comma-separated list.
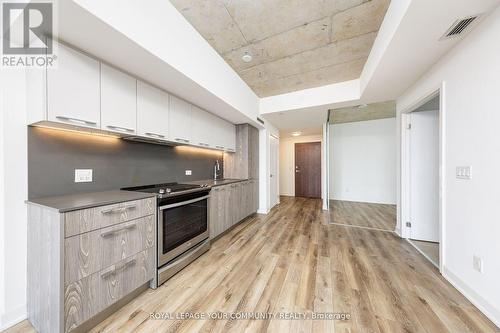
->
[0, 68, 28, 330]
[279, 135, 322, 197]
[329, 118, 396, 204]
[397, 5, 500, 326]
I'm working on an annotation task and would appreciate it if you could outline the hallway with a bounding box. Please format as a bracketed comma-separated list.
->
[7, 197, 497, 333]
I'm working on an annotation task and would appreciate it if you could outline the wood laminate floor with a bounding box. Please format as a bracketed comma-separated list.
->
[6, 197, 498, 333]
[411, 240, 440, 267]
[330, 200, 397, 231]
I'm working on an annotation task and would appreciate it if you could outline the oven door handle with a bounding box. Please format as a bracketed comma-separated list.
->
[159, 195, 210, 210]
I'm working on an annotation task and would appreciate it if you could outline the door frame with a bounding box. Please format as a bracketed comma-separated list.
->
[400, 82, 446, 273]
[269, 134, 279, 208]
[294, 141, 322, 198]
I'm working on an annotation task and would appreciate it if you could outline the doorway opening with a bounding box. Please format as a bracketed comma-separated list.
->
[294, 142, 321, 198]
[402, 89, 443, 270]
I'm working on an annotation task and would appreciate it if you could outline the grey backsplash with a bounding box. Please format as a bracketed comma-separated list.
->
[28, 127, 224, 199]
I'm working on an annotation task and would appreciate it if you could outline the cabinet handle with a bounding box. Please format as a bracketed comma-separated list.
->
[198, 142, 210, 147]
[145, 132, 165, 138]
[100, 223, 137, 237]
[215, 145, 224, 150]
[175, 138, 190, 143]
[106, 125, 135, 133]
[100, 258, 137, 279]
[55, 116, 97, 126]
[101, 204, 137, 215]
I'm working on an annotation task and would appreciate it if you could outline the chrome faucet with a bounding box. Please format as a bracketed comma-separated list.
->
[214, 160, 220, 180]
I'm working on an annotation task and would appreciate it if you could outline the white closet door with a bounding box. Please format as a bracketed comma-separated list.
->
[410, 109, 439, 242]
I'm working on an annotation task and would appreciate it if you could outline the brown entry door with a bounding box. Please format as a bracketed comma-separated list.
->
[295, 142, 321, 198]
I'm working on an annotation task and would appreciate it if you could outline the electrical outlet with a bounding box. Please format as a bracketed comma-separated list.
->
[75, 169, 92, 183]
[473, 255, 483, 273]
[456, 166, 472, 179]
[185, 170, 192, 176]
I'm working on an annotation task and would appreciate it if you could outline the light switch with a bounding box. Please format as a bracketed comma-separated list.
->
[456, 166, 472, 179]
[75, 169, 93, 183]
[185, 170, 192, 176]
[473, 255, 483, 273]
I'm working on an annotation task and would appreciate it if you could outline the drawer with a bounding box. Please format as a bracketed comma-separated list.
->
[64, 248, 154, 332]
[65, 215, 155, 284]
[64, 197, 155, 237]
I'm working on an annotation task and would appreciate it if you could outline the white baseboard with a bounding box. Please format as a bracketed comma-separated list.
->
[394, 226, 402, 237]
[257, 208, 269, 214]
[443, 266, 500, 329]
[0, 305, 27, 331]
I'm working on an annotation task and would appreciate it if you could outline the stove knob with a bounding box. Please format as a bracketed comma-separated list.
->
[166, 188, 172, 194]
[159, 189, 166, 194]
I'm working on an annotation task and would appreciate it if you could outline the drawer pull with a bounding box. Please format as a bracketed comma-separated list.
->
[174, 138, 190, 143]
[101, 204, 137, 215]
[55, 116, 97, 126]
[106, 125, 135, 133]
[100, 258, 137, 279]
[100, 224, 137, 238]
[215, 145, 224, 150]
[145, 132, 165, 138]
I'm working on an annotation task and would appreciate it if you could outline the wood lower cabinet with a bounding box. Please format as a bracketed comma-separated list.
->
[27, 197, 156, 333]
[209, 181, 259, 239]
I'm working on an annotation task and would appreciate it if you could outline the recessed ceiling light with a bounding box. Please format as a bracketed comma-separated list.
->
[291, 132, 301, 137]
[242, 52, 252, 63]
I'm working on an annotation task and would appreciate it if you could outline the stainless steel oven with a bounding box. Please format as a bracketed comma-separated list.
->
[121, 182, 212, 286]
[158, 192, 209, 266]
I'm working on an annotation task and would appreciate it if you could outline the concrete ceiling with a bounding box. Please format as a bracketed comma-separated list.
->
[170, 0, 391, 97]
[329, 100, 395, 123]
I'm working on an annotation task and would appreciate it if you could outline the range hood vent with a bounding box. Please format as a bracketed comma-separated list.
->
[440, 15, 479, 40]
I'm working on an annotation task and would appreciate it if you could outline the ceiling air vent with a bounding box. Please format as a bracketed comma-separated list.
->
[440, 15, 480, 40]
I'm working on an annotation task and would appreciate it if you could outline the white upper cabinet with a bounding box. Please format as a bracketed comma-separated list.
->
[222, 120, 236, 152]
[100, 64, 137, 135]
[47, 41, 100, 129]
[169, 95, 192, 144]
[191, 106, 236, 151]
[137, 81, 169, 140]
[191, 105, 216, 148]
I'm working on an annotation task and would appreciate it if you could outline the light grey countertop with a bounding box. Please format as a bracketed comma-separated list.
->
[186, 178, 250, 187]
[27, 190, 156, 213]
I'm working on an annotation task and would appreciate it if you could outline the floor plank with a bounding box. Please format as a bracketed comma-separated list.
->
[6, 197, 498, 333]
[330, 199, 397, 231]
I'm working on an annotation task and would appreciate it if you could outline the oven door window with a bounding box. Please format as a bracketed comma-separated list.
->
[161, 198, 208, 255]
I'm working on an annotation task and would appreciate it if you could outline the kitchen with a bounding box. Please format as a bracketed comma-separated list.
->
[24, 40, 260, 333]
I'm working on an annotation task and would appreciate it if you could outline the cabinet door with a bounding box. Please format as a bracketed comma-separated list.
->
[223, 121, 236, 152]
[224, 185, 233, 231]
[248, 125, 260, 179]
[101, 64, 137, 135]
[137, 81, 169, 140]
[233, 183, 243, 224]
[47, 42, 100, 129]
[209, 188, 219, 239]
[169, 96, 192, 144]
[191, 105, 215, 148]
